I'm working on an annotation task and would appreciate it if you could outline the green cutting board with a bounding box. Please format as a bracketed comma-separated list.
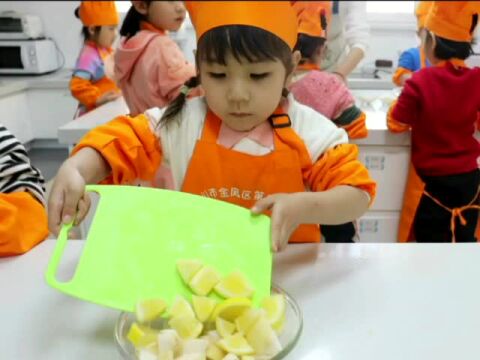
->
[45, 185, 272, 312]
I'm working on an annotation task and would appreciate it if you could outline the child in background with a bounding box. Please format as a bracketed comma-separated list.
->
[48, 1, 376, 250]
[115, 1, 201, 116]
[392, 1, 433, 87]
[290, 1, 367, 140]
[289, 1, 368, 243]
[0, 125, 48, 256]
[388, 1, 480, 242]
[70, 1, 121, 117]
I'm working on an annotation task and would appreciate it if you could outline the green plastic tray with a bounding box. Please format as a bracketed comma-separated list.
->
[45, 185, 272, 312]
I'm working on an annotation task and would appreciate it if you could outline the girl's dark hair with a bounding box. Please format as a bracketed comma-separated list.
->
[425, 30, 475, 60]
[74, 6, 101, 41]
[159, 25, 293, 127]
[294, 34, 326, 64]
[120, 1, 152, 40]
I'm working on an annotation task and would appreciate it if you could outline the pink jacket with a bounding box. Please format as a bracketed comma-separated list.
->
[115, 29, 196, 116]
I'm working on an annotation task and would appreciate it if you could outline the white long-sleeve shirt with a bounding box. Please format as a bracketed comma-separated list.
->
[321, 1, 371, 71]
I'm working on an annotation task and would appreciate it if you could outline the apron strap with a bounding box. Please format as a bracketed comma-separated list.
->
[423, 186, 480, 242]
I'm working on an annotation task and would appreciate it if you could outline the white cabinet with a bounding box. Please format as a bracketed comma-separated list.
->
[0, 91, 33, 143]
[357, 211, 401, 243]
[358, 145, 410, 211]
[27, 88, 77, 139]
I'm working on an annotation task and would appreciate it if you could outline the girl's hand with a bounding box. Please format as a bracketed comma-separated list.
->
[251, 193, 304, 252]
[95, 90, 120, 107]
[48, 161, 91, 236]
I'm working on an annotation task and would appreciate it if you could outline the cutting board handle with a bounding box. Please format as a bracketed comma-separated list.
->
[45, 185, 102, 292]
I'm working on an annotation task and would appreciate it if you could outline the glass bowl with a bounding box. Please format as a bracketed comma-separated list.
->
[115, 284, 303, 360]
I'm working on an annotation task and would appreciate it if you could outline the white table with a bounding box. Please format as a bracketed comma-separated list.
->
[2, 241, 480, 360]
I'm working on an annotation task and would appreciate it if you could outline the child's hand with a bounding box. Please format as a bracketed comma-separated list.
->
[250, 193, 303, 252]
[48, 161, 91, 236]
[95, 90, 121, 107]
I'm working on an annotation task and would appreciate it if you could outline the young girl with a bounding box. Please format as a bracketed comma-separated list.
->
[0, 124, 48, 256]
[48, 1, 376, 250]
[289, 1, 368, 243]
[70, 1, 121, 117]
[392, 1, 432, 87]
[388, 1, 480, 242]
[115, 1, 201, 116]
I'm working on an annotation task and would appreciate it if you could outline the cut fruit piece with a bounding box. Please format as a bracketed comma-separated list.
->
[127, 322, 158, 348]
[217, 333, 254, 356]
[176, 355, 205, 360]
[206, 343, 226, 360]
[215, 317, 236, 338]
[192, 295, 217, 322]
[180, 338, 209, 355]
[206, 330, 221, 344]
[214, 271, 254, 299]
[137, 348, 159, 360]
[169, 296, 195, 318]
[177, 259, 204, 284]
[222, 355, 239, 360]
[245, 316, 282, 357]
[261, 294, 286, 331]
[240, 356, 255, 360]
[168, 315, 203, 340]
[189, 266, 221, 296]
[157, 329, 179, 356]
[157, 350, 174, 360]
[211, 298, 252, 322]
[135, 298, 167, 323]
[235, 308, 265, 335]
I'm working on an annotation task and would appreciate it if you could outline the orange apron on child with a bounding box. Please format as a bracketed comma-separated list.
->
[182, 109, 320, 243]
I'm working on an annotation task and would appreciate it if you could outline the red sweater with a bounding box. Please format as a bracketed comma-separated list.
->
[391, 61, 480, 177]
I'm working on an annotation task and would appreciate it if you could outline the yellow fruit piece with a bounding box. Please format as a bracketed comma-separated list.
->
[214, 271, 254, 299]
[234, 308, 265, 335]
[168, 315, 203, 340]
[189, 266, 221, 296]
[177, 259, 204, 284]
[127, 322, 157, 348]
[217, 333, 254, 356]
[222, 355, 239, 360]
[169, 296, 195, 318]
[206, 343, 226, 360]
[215, 317, 236, 338]
[135, 298, 167, 323]
[211, 298, 252, 322]
[192, 295, 217, 322]
[245, 316, 282, 356]
[241, 356, 255, 360]
[261, 294, 286, 331]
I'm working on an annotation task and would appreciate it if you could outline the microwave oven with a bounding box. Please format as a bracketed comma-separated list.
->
[0, 11, 44, 40]
[0, 39, 61, 74]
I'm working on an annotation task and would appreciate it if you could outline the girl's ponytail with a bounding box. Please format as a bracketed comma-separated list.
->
[120, 2, 151, 40]
[74, 6, 80, 19]
[159, 76, 200, 128]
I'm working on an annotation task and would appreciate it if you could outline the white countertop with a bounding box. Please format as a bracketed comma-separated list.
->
[2, 240, 480, 360]
[0, 68, 73, 97]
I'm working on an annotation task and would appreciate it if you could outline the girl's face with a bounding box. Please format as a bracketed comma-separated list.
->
[200, 53, 291, 132]
[146, 1, 186, 32]
[92, 25, 118, 48]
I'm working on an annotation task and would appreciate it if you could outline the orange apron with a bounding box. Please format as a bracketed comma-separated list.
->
[398, 54, 480, 242]
[181, 109, 321, 243]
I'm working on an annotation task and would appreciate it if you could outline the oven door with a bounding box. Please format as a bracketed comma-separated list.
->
[0, 44, 27, 73]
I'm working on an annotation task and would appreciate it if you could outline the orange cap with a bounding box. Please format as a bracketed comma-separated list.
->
[292, 1, 332, 38]
[415, 1, 433, 29]
[78, 1, 119, 27]
[186, 1, 298, 49]
[425, 1, 479, 42]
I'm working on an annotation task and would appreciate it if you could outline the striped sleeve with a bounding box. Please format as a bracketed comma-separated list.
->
[0, 125, 45, 206]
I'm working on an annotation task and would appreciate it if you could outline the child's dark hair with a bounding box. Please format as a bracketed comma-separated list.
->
[74, 7, 101, 41]
[160, 25, 293, 127]
[425, 14, 477, 61]
[120, 1, 152, 40]
[294, 34, 326, 64]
